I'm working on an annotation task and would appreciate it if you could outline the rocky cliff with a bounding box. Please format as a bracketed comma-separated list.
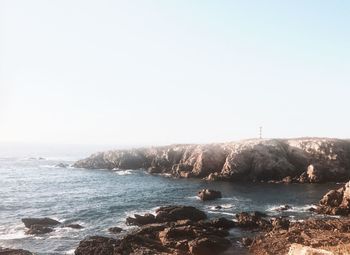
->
[73, 138, 350, 183]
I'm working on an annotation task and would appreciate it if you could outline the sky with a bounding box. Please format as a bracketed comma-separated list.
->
[0, 0, 349, 146]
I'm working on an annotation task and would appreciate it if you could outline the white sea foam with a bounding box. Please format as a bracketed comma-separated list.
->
[114, 170, 134, 175]
[186, 196, 201, 200]
[0, 230, 26, 240]
[267, 204, 316, 213]
[207, 211, 236, 216]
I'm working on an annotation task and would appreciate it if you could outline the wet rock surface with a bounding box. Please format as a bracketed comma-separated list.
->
[74, 138, 350, 183]
[21, 217, 83, 235]
[197, 189, 222, 201]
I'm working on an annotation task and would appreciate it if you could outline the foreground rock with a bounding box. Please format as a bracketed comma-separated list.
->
[0, 248, 33, 255]
[315, 181, 350, 215]
[74, 138, 350, 183]
[76, 206, 232, 255]
[197, 189, 222, 201]
[25, 224, 54, 235]
[249, 218, 350, 255]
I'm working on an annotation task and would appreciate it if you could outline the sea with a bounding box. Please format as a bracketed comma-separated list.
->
[0, 144, 338, 254]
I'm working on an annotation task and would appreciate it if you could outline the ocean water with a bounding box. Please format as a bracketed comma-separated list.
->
[0, 154, 338, 254]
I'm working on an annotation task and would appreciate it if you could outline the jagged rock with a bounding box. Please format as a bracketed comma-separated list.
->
[25, 224, 54, 235]
[0, 248, 33, 255]
[22, 218, 60, 228]
[197, 189, 222, 201]
[108, 227, 123, 234]
[74, 138, 350, 183]
[126, 213, 156, 226]
[316, 181, 350, 215]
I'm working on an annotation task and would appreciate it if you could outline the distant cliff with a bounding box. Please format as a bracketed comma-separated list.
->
[73, 138, 350, 183]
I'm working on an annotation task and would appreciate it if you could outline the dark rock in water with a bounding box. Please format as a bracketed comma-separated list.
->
[236, 212, 271, 229]
[64, 224, 83, 229]
[74, 236, 120, 255]
[108, 227, 122, 234]
[155, 206, 207, 222]
[316, 181, 350, 215]
[197, 189, 222, 201]
[38, 157, 45, 160]
[188, 236, 231, 255]
[126, 213, 156, 226]
[214, 205, 222, 210]
[25, 224, 54, 235]
[275, 205, 292, 212]
[0, 247, 33, 255]
[56, 163, 69, 168]
[22, 218, 61, 228]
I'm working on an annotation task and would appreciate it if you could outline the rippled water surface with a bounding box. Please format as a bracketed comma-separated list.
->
[0, 156, 338, 254]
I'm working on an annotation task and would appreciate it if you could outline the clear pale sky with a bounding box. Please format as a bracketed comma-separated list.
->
[0, 1, 349, 146]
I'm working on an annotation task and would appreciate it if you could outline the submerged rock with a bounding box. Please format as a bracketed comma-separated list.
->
[64, 224, 84, 229]
[25, 224, 54, 235]
[55, 163, 69, 168]
[275, 205, 292, 212]
[197, 189, 222, 201]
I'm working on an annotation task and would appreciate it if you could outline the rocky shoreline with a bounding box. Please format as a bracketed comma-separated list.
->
[73, 138, 350, 183]
[4, 182, 350, 254]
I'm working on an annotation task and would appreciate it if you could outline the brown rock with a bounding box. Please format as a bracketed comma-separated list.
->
[0, 248, 33, 255]
[188, 236, 231, 255]
[126, 213, 156, 226]
[197, 189, 222, 201]
[155, 206, 207, 222]
[25, 224, 54, 235]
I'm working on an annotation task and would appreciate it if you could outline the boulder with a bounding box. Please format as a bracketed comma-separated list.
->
[155, 206, 207, 222]
[22, 218, 60, 228]
[197, 189, 222, 201]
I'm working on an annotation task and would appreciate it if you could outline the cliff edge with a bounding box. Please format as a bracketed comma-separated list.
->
[74, 138, 350, 183]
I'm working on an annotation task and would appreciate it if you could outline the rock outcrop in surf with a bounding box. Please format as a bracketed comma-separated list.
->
[74, 138, 350, 183]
